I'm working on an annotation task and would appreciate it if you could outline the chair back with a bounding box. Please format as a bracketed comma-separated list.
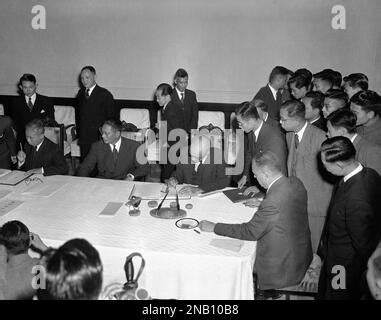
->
[198, 111, 225, 129]
[120, 108, 150, 129]
[44, 124, 65, 155]
[0, 104, 4, 116]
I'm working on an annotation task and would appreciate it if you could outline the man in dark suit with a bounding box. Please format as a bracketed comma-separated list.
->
[76, 66, 116, 160]
[327, 109, 381, 175]
[235, 102, 287, 202]
[252, 66, 291, 121]
[11, 74, 55, 145]
[170, 68, 198, 133]
[77, 120, 149, 180]
[302, 91, 327, 132]
[280, 100, 333, 252]
[168, 135, 230, 195]
[17, 119, 68, 176]
[156, 83, 188, 181]
[317, 137, 381, 300]
[0, 116, 17, 169]
[200, 151, 312, 298]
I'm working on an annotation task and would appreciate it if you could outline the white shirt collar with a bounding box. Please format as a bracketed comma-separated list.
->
[268, 83, 278, 100]
[343, 163, 363, 183]
[349, 133, 358, 143]
[267, 175, 283, 192]
[163, 101, 169, 112]
[194, 153, 209, 171]
[295, 121, 308, 142]
[263, 112, 269, 122]
[36, 139, 44, 151]
[309, 116, 320, 124]
[109, 137, 122, 152]
[175, 87, 185, 100]
[253, 120, 264, 142]
[25, 93, 37, 104]
[87, 84, 96, 96]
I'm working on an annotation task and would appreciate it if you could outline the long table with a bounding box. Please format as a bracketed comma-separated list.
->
[0, 175, 256, 300]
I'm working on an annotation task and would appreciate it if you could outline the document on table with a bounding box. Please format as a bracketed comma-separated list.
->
[98, 202, 124, 217]
[0, 199, 24, 217]
[21, 181, 67, 197]
[209, 238, 244, 252]
[0, 170, 33, 186]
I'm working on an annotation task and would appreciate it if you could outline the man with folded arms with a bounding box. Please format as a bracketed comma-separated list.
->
[77, 119, 148, 180]
[199, 151, 312, 299]
[167, 135, 230, 196]
[17, 119, 68, 176]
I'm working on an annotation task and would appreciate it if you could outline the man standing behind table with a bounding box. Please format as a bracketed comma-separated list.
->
[76, 66, 116, 160]
[11, 73, 55, 145]
[170, 68, 198, 134]
[77, 119, 149, 180]
[17, 119, 68, 176]
[199, 151, 312, 299]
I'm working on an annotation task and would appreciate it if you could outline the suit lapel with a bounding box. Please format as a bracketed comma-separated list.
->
[265, 85, 276, 103]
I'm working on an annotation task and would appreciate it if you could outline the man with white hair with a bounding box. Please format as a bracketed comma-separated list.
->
[168, 134, 230, 196]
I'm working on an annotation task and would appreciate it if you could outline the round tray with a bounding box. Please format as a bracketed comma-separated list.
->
[175, 218, 199, 229]
[150, 207, 187, 219]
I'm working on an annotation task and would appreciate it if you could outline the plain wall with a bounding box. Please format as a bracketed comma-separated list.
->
[0, 0, 380, 103]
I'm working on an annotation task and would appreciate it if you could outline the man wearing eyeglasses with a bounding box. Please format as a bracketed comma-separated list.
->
[77, 119, 149, 180]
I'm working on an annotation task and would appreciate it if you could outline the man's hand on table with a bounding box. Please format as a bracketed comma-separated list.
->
[26, 168, 43, 175]
[199, 220, 216, 232]
[125, 174, 134, 181]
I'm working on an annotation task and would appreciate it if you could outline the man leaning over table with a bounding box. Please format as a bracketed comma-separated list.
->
[77, 119, 149, 180]
[199, 151, 313, 299]
[17, 119, 68, 176]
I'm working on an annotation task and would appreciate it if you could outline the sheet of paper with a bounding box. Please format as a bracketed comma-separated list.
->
[0, 189, 12, 200]
[99, 202, 124, 217]
[0, 199, 24, 217]
[0, 170, 33, 186]
[21, 182, 67, 197]
[131, 183, 190, 200]
[209, 238, 244, 252]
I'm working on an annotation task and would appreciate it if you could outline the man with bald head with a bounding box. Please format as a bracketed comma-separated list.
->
[168, 135, 230, 196]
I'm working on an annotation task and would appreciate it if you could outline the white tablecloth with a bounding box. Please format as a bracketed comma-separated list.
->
[0, 175, 256, 300]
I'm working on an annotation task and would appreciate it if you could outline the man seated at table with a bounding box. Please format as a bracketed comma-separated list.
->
[167, 135, 230, 196]
[17, 119, 68, 176]
[0, 115, 17, 169]
[199, 151, 313, 299]
[77, 119, 149, 180]
[0, 220, 48, 299]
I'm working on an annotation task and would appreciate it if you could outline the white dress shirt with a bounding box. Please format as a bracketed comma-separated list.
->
[253, 120, 264, 142]
[176, 87, 185, 101]
[268, 84, 278, 101]
[349, 133, 358, 144]
[295, 121, 308, 142]
[109, 137, 121, 152]
[86, 84, 96, 96]
[267, 175, 283, 192]
[25, 93, 37, 105]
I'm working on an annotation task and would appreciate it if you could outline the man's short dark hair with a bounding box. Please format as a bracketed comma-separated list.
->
[321, 136, 356, 163]
[350, 90, 381, 116]
[19, 73, 36, 84]
[327, 109, 357, 134]
[81, 66, 96, 74]
[269, 66, 290, 83]
[343, 73, 368, 91]
[236, 101, 261, 121]
[25, 118, 45, 134]
[313, 70, 333, 87]
[252, 151, 282, 173]
[280, 100, 306, 120]
[288, 74, 311, 90]
[325, 89, 349, 105]
[295, 68, 313, 84]
[156, 83, 173, 96]
[103, 119, 123, 132]
[174, 68, 188, 79]
[304, 91, 325, 110]
[0, 220, 30, 255]
[38, 238, 103, 300]
[331, 70, 342, 88]
[251, 99, 268, 112]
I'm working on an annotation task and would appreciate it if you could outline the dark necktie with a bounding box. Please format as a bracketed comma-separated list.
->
[85, 88, 90, 99]
[294, 133, 300, 149]
[30, 146, 37, 169]
[180, 92, 184, 104]
[112, 144, 118, 163]
[28, 97, 33, 111]
[276, 90, 282, 104]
